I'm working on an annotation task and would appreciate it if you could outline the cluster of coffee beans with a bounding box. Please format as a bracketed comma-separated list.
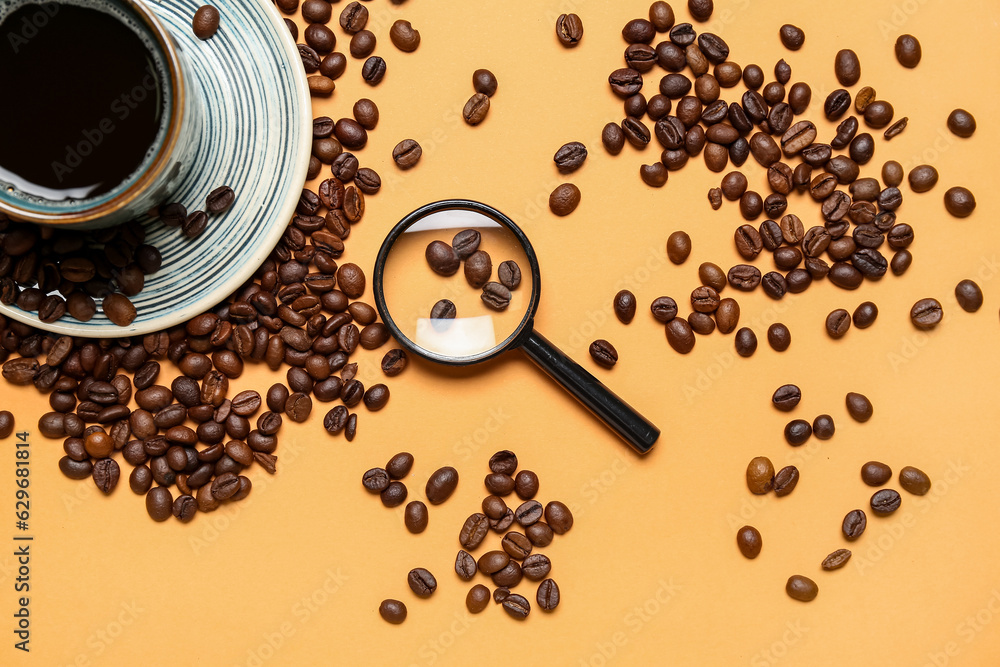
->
[285, 0, 411, 93]
[0, 216, 160, 326]
[425, 229, 523, 315]
[741, 385, 931, 600]
[378, 451, 569, 623]
[0, 183, 234, 327]
[363, 453, 456, 529]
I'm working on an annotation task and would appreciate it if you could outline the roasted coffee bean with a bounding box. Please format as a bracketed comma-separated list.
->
[145, 486, 173, 522]
[772, 465, 799, 497]
[767, 323, 791, 351]
[772, 384, 801, 412]
[664, 231, 692, 264]
[665, 317, 695, 353]
[485, 473, 515, 496]
[481, 282, 512, 311]
[473, 68, 498, 97]
[735, 328, 756, 357]
[894, 33, 921, 67]
[621, 117, 651, 148]
[784, 419, 812, 446]
[688, 312, 715, 335]
[907, 164, 938, 193]
[834, 49, 860, 86]
[392, 139, 422, 169]
[824, 90, 851, 121]
[910, 298, 943, 330]
[455, 550, 478, 581]
[613, 290, 637, 324]
[883, 117, 908, 140]
[734, 225, 763, 260]
[92, 458, 120, 494]
[602, 123, 626, 155]
[192, 5, 220, 39]
[536, 579, 560, 612]
[464, 250, 493, 289]
[843, 509, 867, 540]
[389, 19, 420, 52]
[861, 461, 892, 487]
[846, 392, 873, 422]
[460, 513, 490, 550]
[406, 567, 437, 597]
[651, 296, 678, 322]
[425, 241, 460, 276]
[589, 340, 618, 368]
[825, 309, 851, 339]
[944, 186, 976, 218]
[785, 82, 810, 115]
[515, 500, 544, 527]
[947, 109, 976, 138]
[864, 100, 894, 129]
[549, 184, 581, 216]
[379, 599, 406, 624]
[698, 262, 726, 291]
[554, 142, 588, 173]
[871, 489, 902, 515]
[691, 286, 721, 313]
[556, 13, 584, 47]
[426, 466, 459, 504]
[852, 301, 878, 328]
[822, 549, 852, 571]
[720, 171, 748, 200]
[779, 24, 804, 50]
[786, 575, 818, 602]
[728, 264, 761, 291]
[465, 584, 491, 614]
[746, 456, 774, 494]
[739, 191, 763, 220]
[828, 261, 862, 289]
[363, 467, 391, 494]
[898, 466, 932, 495]
[361, 56, 386, 85]
[502, 593, 530, 619]
[955, 280, 983, 312]
[736, 525, 762, 559]
[380, 481, 407, 508]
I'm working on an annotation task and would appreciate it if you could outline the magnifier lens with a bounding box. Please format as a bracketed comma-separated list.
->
[381, 209, 536, 361]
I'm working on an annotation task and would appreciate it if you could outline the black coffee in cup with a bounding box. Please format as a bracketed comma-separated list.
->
[0, 1, 170, 202]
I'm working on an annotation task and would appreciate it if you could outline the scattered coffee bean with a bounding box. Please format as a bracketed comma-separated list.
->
[503, 593, 531, 619]
[784, 419, 812, 446]
[861, 461, 892, 487]
[944, 186, 976, 218]
[737, 525, 762, 558]
[556, 13, 584, 47]
[467, 585, 491, 613]
[772, 385, 801, 412]
[389, 20, 420, 52]
[554, 142, 588, 173]
[846, 392, 873, 422]
[734, 327, 757, 357]
[843, 509, 867, 540]
[536, 578, 560, 611]
[407, 567, 437, 597]
[826, 308, 851, 339]
[473, 69, 498, 97]
[871, 489, 901, 515]
[767, 323, 791, 351]
[955, 280, 983, 312]
[746, 456, 774, 494]
[812, 415, 835, 440]
[947, 109, 976, 138]
[779, 24, 804, 50]
[379, 599, 406, 624]
[822, 549, 852, 571]
[910, 298, 943, 330]
[589, 340, 618, 368]
[894, 34, 921, 67]
[899, 466, 931, 495]
[392, 139, 422, 170]
[786, 575, 818, 602]
[192, 5, 220, 40]
[404, 501, 428, 533]
[549, 184, 581, 216]
[426, 466, 459, 504]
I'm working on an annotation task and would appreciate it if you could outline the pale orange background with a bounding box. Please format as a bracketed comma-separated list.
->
[3, 0, 1000, 665]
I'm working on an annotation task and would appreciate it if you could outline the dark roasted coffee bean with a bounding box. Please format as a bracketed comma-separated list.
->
[379, 599, 406, 624]
[621, 117, 651, 149]
[502, 593, 531, 619]
[665, 317, 694, 353]
[807, 415, 833, 441]
[784, 419, 812, 446]
[460, 513, 490, 550]
[549, 183, 581, 216]
[614, 290, 637, 324]
[554, 142, 588, 173]
[826, 308, 851, 339]
[843, 509, 867, 540]
[728, 264, 761, 291]
[821, 549, 852, 571]
[846, 392, 874, 422]
[380, 481, 407, 508]
[786, 575, 818, 602]
[861, 461, 892, 487]
[864, 100, 894, 129]
[910, 298, 943, 330]
[908, 164, 938, 193]
[739, 191, 763, 220]
[602, 123, 626, 155]
[361, 56, 386, 85]
[871, 489, 902, 516]
[773, 465, 799, 496]
[955, 280, 983, 312]
[735, 328, 757, 356]
[425, 466, 459, 504]
[947, 109, 976, 138]
[407, 567, 437, 597]
[481, 282, 512, 311]
[772, 384, 801, 411]
[834, 49, 860, 85]
[824, 89, 851, 121]
[737, 525, 762, 559]
[944, 186, 976, 218]
[853, 301, 878, 328]
[828, 261, 862, 289]
[884, 117, 908, 140]
[456, 550, 477, 581]
[712, 298, 738, 334]
[589, 340, 618, 368]
[734, 225, 763, 260]
[145, 486, 173, 522]
[556, 13, 584, 47]
[389, 19, 420, 52]
[779, 24, 804, 50]
[688, 312, 715, 335]
[473, 68, 498, 97]
[767, 323, 791, 351]
[536, 579, 560, 612]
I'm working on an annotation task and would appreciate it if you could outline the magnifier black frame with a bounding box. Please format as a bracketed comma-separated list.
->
[372, 199, 542, 366]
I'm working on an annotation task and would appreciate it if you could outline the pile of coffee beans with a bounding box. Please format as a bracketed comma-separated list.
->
[0, 183, 234, 326]
[541, 2, 984, 362]
[425, 229, 522, 314]
[741, 384, 932, 600]
[378, 451, 569, 623]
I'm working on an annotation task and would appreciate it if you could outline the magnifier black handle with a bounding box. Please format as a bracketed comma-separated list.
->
[520, 329, 659, 454]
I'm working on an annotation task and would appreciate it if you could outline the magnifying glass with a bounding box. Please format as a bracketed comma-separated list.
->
[372, 199, 659, 454]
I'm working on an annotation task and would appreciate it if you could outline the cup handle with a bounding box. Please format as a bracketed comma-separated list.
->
[519, 329, 660, 454]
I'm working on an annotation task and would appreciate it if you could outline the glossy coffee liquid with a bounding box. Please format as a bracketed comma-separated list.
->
[0, 2, 166, 202]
